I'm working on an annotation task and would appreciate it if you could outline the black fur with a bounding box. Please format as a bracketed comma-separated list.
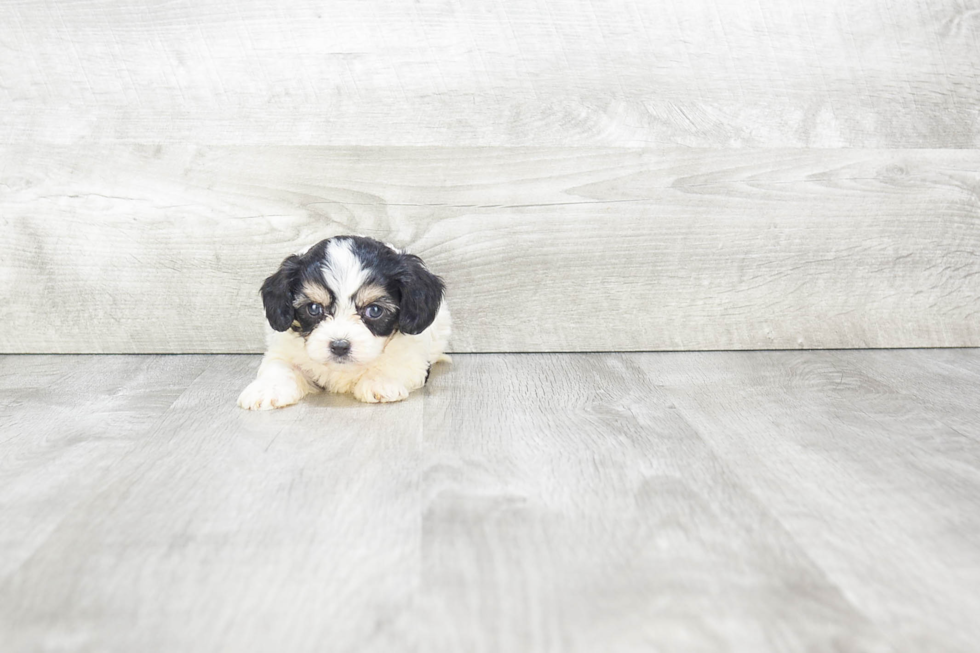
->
[340, 237, 445, 335]
[391, 253, 445, 335]
[260, 254, 302, 332]
[292, 296, 333, 336]
[360, 302, 399, 337]
[259, 239, 333, 333]
[259, 236, 445, 337]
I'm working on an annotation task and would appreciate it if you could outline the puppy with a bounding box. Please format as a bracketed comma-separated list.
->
[238, 236, 451, 409]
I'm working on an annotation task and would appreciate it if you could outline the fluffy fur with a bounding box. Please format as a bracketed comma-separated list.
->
[238, 236, 451, 409]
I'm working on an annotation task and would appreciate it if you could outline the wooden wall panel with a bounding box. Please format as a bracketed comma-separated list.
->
[2, 1, 978, 351]
[2, 145, 977, 352]
[1, 0, 978, 148]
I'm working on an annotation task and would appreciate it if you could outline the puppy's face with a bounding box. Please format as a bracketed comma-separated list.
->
[259, 236, 445, 366]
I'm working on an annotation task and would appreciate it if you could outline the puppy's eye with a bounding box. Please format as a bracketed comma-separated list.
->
[364, 304, 385, 319]
[305, 303, 324, 318]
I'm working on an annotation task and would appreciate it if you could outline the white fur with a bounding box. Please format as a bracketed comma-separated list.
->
[238, 305, 451, 409]
[303, 240, 384, 367]
[320, 239, 369, 302]
[238, 238, 451, 410]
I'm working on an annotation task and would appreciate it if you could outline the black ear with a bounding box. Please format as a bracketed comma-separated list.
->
[260, 255, 301, 332]
[395, 254, 445, 335]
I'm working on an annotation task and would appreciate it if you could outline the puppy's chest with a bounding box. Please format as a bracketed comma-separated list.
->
[299, 359, 367, 394]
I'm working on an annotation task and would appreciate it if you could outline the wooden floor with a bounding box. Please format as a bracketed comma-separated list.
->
[1, 351, 978, 653]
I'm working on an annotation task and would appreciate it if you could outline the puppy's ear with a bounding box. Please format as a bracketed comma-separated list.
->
[260, 255, 301, 332]
[395, 254, 445, 335]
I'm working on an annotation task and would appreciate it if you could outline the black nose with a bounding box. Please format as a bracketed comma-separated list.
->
[329, 339, 351, 357]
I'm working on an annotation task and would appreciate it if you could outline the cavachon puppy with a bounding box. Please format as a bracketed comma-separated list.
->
[238, 236, 451, 409]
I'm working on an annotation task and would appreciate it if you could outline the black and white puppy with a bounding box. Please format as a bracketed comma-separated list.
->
[238, 236, 451, 409]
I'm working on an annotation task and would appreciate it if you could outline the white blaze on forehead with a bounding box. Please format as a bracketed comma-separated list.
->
[320, 238, 369, 308]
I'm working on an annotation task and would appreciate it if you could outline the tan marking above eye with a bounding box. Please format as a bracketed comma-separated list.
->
[354, 283, 394, 309]
[298, 281, 333, 308]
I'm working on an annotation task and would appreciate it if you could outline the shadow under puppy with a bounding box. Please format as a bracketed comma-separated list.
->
[238, 236, 451, 409]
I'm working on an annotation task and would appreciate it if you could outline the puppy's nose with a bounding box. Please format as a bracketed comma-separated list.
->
[329, 339, 351, 357]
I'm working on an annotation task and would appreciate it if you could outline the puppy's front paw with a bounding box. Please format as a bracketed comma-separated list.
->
[237, 377, 306, 410]
[352, 376, 411, 404]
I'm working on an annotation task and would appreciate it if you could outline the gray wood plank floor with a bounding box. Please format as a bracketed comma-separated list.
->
[1, 351, 978, 653]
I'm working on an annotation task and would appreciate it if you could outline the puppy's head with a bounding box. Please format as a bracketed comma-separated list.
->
[260, 236, 445, 366]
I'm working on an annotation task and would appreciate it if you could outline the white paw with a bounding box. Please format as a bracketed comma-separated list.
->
[237, 377, 306, 410]
[352, 376, 411, 404]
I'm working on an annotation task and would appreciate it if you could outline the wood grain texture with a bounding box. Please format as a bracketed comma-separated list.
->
[827, 348, 980, 438]
[1, 351, 979, 652]
[643, 350, 980, 653]
[2, 145, 978, 353]
[0, 355, 428, 653]
[2, 0, 978, 147]
[416, 354, 888, 652]
[0, 356, 211, 582]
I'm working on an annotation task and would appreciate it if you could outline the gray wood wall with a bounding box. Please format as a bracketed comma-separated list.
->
[2, 0, 978, 353]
